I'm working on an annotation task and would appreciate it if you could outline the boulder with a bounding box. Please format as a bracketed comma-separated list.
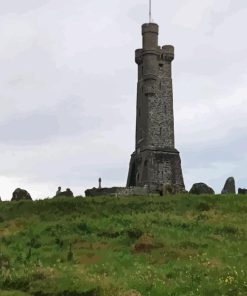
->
[189, 183, 215, 195]
[221, 177, 236, 194]
[238, 188, 247, 195]
[11, 188, 32, 201]
[55, 187, 74, 198]
[63, 188, 74, 197]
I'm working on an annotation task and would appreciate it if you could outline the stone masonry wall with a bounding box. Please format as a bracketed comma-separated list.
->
[127, 23, 185, 192]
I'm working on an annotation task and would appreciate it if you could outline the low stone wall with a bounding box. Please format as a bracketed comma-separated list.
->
[116, 187, 149, 196]
[85, 187, 123, 197]
[85, 186, 150, 197]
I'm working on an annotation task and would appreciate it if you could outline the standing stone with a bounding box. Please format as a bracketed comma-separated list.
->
[98, 178, 102, 189]
[11, 188, 32, 201]
[221, 177, 236, 194]
[127, 22, 185, 193]
[189, 183, 215, 195]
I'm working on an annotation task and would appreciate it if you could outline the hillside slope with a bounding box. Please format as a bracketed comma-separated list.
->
[0, 195, 246, 295]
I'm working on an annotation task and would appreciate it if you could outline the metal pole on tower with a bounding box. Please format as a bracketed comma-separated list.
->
[149, 0, 152, 23]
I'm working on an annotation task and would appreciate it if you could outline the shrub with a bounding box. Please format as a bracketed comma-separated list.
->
[126, 228, 143, 240]
[27, 237, 41, 249]
[0, 253, 11, 269]
[215, 225, 239, 235]
[196, 202, 210, 211]
[55, 238, 64, 248]
[77, 222, 92, 234]
[67, 244, 73, 262]
[179, 241, 200, 249]
[26, 248, 32, 261]
[1, 236, 12, 246]
[97, 231, 123, 238]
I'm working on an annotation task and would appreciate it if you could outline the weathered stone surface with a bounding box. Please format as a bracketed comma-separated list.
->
[11, 188, 32, 201]
[85, 186, 151, 197]
[55, 187, 74, 198]
[127, 22, 185, 193]
[238, 188, 247, 194]
[189, 183, 215, 195]
[163, 184, 175, 195]
[221, 177, 236, 194]
[117, 186, 149, 196]
[85, 187, 122, 197]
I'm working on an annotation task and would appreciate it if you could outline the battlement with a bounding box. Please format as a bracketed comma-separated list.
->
[135, 49, 143, 65]
[162, 45, 174, 62]
[142, 23, 159, 34]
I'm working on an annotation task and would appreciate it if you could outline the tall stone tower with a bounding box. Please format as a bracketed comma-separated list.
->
[127, 22, 185, 193]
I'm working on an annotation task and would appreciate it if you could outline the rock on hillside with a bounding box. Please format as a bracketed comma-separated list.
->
[11, 188, 32, 201]
[189, 183, 215, 195]
[238, 188, 247, 194]
[221, 177, 236, 194]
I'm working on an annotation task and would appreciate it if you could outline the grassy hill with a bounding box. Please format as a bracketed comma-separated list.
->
[0, 195, 246, 295]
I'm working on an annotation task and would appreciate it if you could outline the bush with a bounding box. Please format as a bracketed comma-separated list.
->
[55, 238, 64, 248]
[0, 253, 11, 269]
[179, 241, 200, 249]
[196, 202, 210, 211]
[77, 222, 92, 234]
[215, 225, 239, 235]
[97, 230, 124, 238]
[27, 237, 41, 249]
[67, 244, 73, 262]
[126, 228, 143, 240]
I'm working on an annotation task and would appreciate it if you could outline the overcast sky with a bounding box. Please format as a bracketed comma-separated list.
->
[0, 0, 246, 200]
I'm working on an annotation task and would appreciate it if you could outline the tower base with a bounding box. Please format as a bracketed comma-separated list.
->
[127, 148, 185, 193]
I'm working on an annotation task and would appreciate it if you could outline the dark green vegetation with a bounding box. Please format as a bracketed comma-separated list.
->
[0, 195, 246, 296]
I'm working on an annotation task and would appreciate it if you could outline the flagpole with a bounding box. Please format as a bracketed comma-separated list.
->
[149, 0, 152, 23]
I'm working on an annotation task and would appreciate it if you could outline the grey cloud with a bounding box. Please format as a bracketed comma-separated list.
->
[0, 0, 247, 199]
[0, 0, 50, 15]
[182, 132, 247, 168]
[0, 96, 104, 145]
[0, 112, 60, 144]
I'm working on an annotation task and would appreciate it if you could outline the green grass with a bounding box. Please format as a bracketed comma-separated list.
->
[0, 194, 246, 295]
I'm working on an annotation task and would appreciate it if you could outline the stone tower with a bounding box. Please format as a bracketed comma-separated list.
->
[127, 22, 185, 193]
